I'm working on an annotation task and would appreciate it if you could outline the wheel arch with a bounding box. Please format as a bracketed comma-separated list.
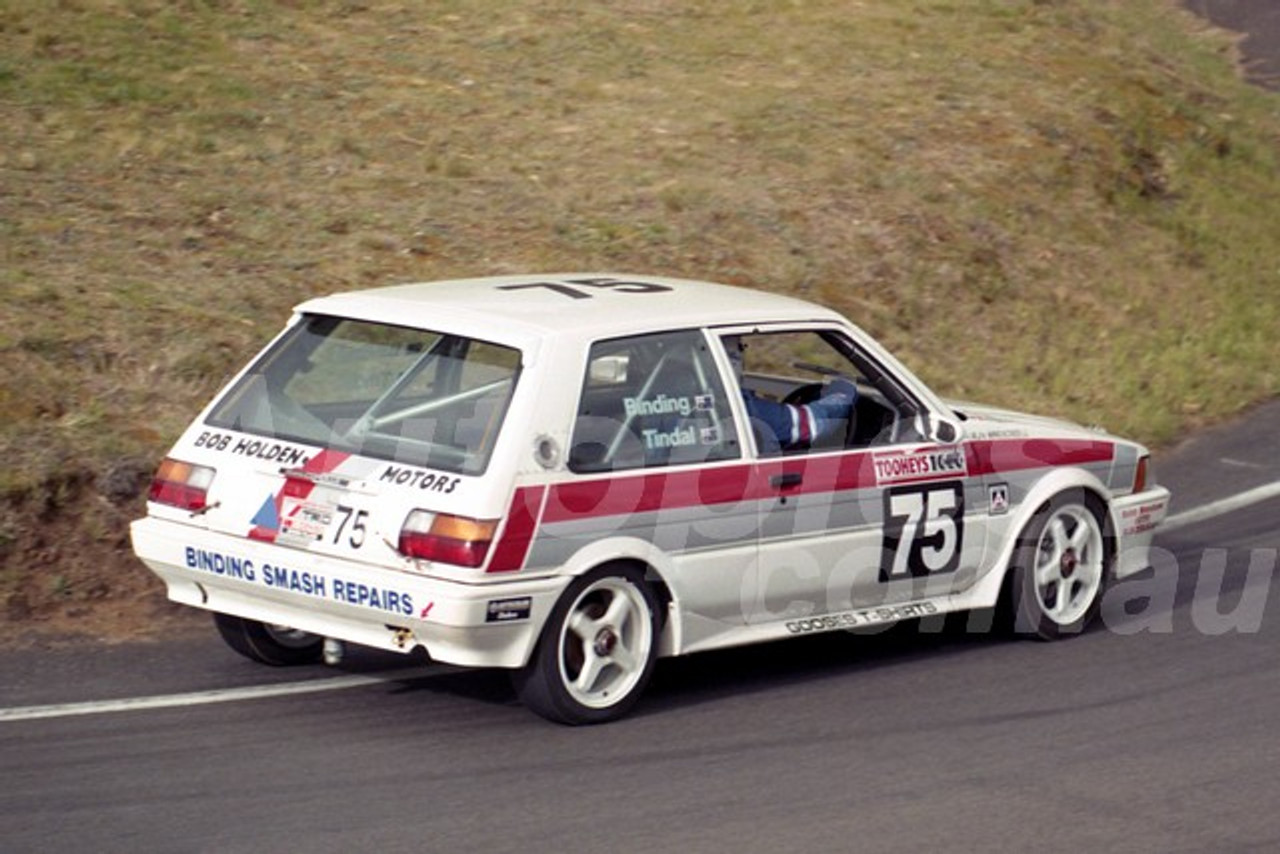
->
[549, 536, 684, 658]
[988, 468, 1118, 603]
[513, 550, 672, 724]
[999, 476, 1116, 638]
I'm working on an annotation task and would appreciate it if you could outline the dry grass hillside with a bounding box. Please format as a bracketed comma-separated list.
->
[2, 0, 1279, 644]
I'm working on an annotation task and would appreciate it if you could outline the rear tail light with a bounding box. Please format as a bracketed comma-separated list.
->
[398, 511, 497, 568]
[1133, 455, 1151, 493]
[149, 458, 216, 511]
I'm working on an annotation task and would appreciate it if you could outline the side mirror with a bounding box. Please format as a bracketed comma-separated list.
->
[933, 417, 960, 444]
[915, 412, 960, 444]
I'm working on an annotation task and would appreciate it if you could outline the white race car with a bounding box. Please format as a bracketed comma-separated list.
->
[131, 274, 1170, 724]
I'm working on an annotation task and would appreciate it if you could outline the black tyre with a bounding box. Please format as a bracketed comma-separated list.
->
[513, 565, 659, 725]
[213, 613, 324, 666]
[1009, 491, 1112, 640]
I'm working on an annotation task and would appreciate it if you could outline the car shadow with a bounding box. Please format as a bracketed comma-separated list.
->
[359, 611, 1014, 719]
[639, 613, 1008, 717]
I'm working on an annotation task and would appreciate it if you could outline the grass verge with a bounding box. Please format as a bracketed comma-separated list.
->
[1, 0, 1278, 643]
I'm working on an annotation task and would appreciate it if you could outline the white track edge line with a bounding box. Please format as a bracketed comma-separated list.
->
[0, 667, 431, 723]
[1160, 480, 1280, 533]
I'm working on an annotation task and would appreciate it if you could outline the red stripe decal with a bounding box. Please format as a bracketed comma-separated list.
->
[487, 485, 547, 573]
[282, 448, 351, 501]
[544, 464, 761, 524]
[967, 439, 1114, 478]
[303, 449, 351, 474]
[537, 438, 1115, 525]
[256, 448, 353, 541]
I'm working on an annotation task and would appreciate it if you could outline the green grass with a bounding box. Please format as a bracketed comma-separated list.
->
[2, 0, 1279, 639]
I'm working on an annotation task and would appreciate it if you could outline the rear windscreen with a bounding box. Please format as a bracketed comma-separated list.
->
[207, 315, 521, 475]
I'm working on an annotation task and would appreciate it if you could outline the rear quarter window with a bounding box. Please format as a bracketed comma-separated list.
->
[569, 329, 739, 472]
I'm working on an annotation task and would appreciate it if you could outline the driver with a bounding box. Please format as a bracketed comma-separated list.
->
[724, 336, 857, 452]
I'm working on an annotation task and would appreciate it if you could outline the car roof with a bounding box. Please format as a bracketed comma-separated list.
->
[295, 273, 843, 345]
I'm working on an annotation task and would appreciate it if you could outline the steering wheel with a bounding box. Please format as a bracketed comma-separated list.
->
[781, 382, 823, 407]
[781, 382, 858, 448]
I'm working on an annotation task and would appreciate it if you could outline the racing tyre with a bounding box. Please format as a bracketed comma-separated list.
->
[513, 565, 659, 725]
[213, 613, 324, 666]
[1009, 491, 1111, 640]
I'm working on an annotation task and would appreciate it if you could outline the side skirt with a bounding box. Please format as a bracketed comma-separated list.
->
[672, 566, 1010, 656]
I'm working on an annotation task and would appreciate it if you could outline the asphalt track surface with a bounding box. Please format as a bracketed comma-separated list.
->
[1, 396, 1278, 853]
[1186, 0, 1280, 89]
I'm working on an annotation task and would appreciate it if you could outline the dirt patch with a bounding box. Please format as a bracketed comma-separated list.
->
[1, 475, 205, 648]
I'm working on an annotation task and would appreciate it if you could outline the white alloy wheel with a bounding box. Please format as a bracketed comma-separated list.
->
[557, 576, 655, 710]
[1032, 504, 1105, 626]
[514, 565, 659, 725]
[1010, 492, 1110, 640]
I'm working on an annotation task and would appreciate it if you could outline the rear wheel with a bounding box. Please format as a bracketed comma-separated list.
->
[1009, 492, 1110, 640]
[213, 613, 324, 666]
[513, 566, 659, 725]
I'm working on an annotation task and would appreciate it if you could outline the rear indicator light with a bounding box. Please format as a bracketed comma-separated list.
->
[399, 511, 498, 568]
[1134, 455, 1150, 493]
[148, 458, 215, 511]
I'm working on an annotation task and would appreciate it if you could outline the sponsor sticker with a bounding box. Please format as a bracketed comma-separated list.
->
[872, 447, 968, 485]
[193, 430, 313, 468]
[785, 601, 939, 635]
[181, 546, 416, 616]
[1121, 499, 1168, 536]
[486, 597, 533, 623]
[379, 464, 461, 494]
[989, 483, 1010, 515]
[277, 496, 335, 547]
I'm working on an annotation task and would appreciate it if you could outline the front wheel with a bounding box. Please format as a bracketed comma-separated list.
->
[213, 613, 324, 666]
[513, 566, 659, 725]
[1009, 492, 1111, 640]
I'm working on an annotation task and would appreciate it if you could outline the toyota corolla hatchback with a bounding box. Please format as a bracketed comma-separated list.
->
[131, 274, 1170, 724]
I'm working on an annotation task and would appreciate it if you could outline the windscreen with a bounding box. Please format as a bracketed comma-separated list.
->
[207, 314, 521, 475]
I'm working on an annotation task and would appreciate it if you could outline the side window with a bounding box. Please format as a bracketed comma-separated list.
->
[721, 329, 921, 455]
[569, 330, 740, 472]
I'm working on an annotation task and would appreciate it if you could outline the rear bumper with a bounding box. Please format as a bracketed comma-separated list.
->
[1112, 486, 1172, 579]
[130, 516, 569, 669]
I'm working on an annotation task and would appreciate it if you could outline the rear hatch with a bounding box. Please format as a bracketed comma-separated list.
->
[170, 313, 523, 571]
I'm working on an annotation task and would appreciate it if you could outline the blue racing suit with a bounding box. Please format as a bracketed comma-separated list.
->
[743, 378, 857, 451]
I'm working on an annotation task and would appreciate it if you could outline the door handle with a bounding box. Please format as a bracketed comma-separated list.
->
[770, 472, 803, 490]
